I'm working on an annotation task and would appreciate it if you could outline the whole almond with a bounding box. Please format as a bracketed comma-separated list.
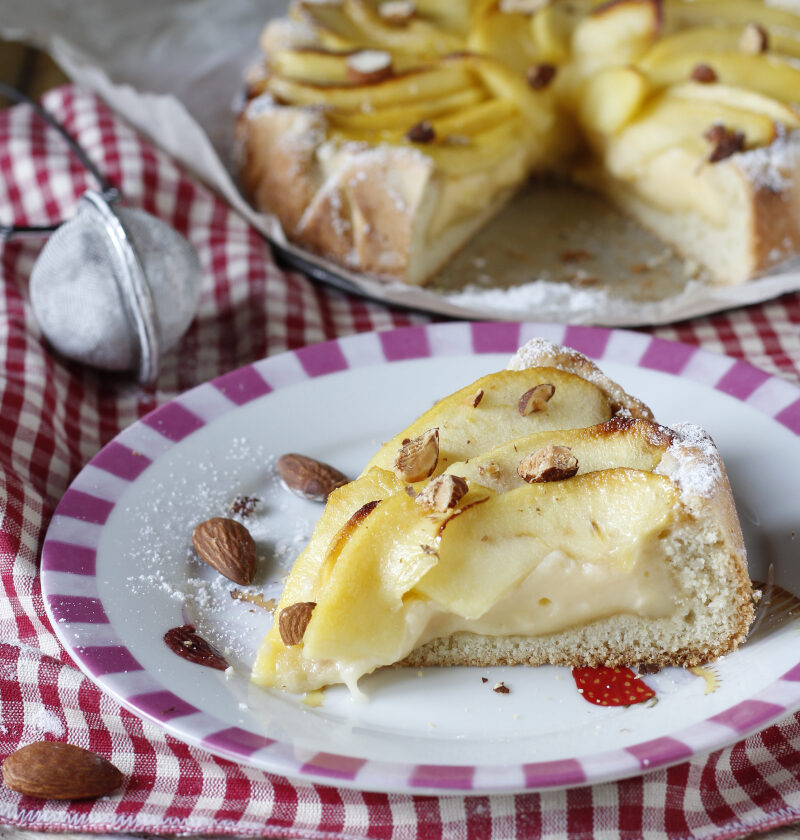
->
[277, 453, 348, 502]
[518, 383, 555, 415]
[279, 602, 317, 646]
[192, 517, 257, 585]
[393, 428, 439, 482]
[517, 445, 578, 483]
[2, 742, 123, 800]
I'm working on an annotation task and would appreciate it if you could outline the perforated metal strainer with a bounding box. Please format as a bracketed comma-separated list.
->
[29, 190, 200, 384]
[0, 84, 201, 384]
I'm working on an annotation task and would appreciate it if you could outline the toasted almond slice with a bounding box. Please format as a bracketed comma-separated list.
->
[415, 474, 469, 512]
[406, 120, 436, 143]
[379, 0, 416, 24]
[468, 388, 485, 408]
[704, 123, 745, 163]
[517, 445, 578, 483]
[526, 63, 557, 90]
[347, 50, 393, 84]
[394, 428, 439, 482]
[500, 0, 550, 13]
[477, 460, 503, 482]
[518, 383, 555, 415]
[740, 22, 769, 54]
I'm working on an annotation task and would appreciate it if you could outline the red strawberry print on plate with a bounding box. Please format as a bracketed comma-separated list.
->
[572, 666, 656, 706]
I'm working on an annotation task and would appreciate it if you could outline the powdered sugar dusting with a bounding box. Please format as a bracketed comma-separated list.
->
[510, 341, 723, 499]
[507, 337, 618, 398]
[507, 336, 654, 419]
[260, 17, 318, 53]
[117, 438, 319, 669]
[657, 423, 722, 499]
[509, 337, 591, 375]
[446, 278, 613, 318]
[243, 93, 277, 120]
[34, 708, 65, 738]
[736, 128, 800, 194]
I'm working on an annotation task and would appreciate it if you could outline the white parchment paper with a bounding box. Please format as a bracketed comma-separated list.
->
[4, 0, 800, 325]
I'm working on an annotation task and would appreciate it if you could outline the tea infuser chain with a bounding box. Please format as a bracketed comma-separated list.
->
[0, 82, 121, 237]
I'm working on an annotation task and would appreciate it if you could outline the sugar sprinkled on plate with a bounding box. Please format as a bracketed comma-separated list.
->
[120, 437, 318, 669]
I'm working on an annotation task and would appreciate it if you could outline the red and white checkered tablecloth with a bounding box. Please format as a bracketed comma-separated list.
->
[1, 85, 800, 839]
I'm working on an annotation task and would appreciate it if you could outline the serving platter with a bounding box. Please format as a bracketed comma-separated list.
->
[41, 322, 800, 793]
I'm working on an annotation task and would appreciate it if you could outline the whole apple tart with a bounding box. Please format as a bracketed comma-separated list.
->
[236, 0, 800, 287]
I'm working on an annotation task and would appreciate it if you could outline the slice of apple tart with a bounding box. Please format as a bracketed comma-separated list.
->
[253, 340, 752, 696]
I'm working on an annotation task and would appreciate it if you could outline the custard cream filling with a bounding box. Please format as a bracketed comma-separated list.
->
[287, 544, 680, 698]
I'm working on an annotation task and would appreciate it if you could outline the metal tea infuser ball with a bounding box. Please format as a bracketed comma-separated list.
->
[0, 84, 201, 384]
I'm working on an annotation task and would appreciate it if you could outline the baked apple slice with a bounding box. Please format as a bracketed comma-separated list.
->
[640, 24, 800, 66]
[467, 6, 541, 74]
[572, 0, 662, 70]
[668, 82, 800, 129]
[446, 415, 671, 492]
[270, 364, 628, 602]
[414, 469, 680, 620]
[268, 62, 474, 111]
[530, 0, 592, 64]
[578, 65, 650, 135]
[364, 366, 621, 476]
[294, 0, 465, 54]
[640, 51, 800, 105]
[325, 88, 485, 132]
[664, 0, 800, 34]
[605, 95, 777, 178]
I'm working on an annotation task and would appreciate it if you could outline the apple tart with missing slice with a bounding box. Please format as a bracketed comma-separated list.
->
[253, 340, 753, 697]
[237, 0, 800, 288]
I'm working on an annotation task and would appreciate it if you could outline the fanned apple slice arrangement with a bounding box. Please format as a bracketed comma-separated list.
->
[238, 0, 800, 288]
[253, 340, 753, 697]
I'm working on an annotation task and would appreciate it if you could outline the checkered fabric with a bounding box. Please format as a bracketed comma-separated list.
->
[1, 85, 800, 839]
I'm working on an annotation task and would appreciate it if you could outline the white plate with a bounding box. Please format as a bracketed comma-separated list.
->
[41, 322, 800, 794]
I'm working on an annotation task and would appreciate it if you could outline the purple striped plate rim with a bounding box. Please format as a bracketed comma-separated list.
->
[40, 322, 800, 793]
